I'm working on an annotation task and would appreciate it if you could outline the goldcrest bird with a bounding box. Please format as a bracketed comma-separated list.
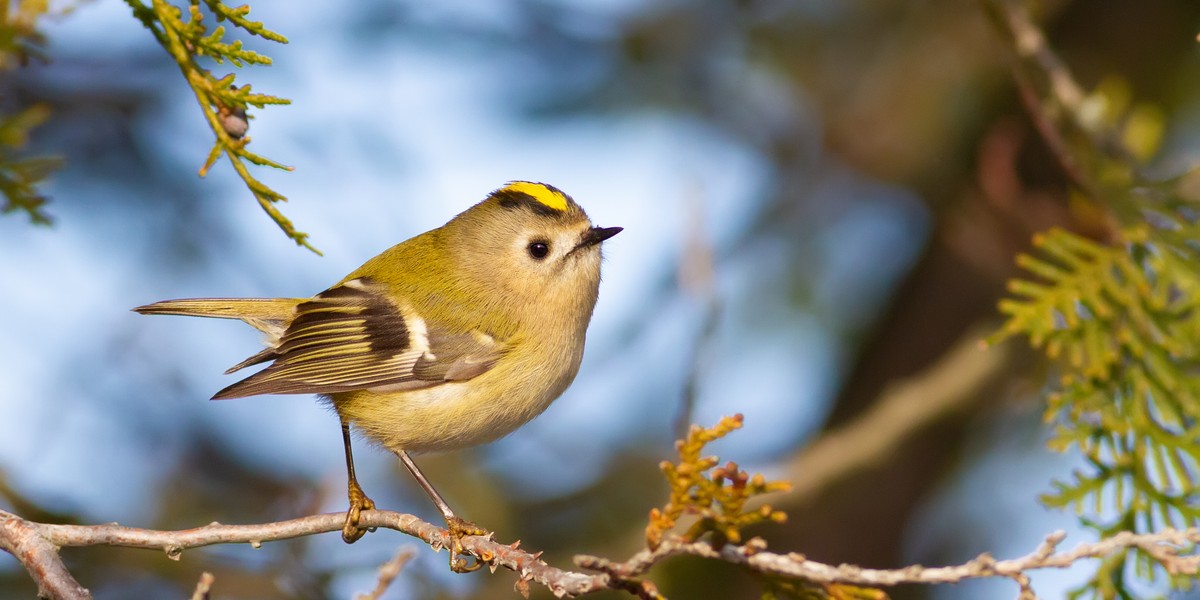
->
[135, 182, 621, 570]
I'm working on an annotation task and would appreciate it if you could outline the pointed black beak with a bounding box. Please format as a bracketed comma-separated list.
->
[579, 226, 623, 249]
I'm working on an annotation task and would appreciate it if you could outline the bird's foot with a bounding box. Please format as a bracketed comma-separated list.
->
[341, 485, 377, 544]
[445, 516, 488, 572]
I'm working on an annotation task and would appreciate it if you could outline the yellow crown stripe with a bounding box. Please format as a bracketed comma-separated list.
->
[502, 181, 568, 212]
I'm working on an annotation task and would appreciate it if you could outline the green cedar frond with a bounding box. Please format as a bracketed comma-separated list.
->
[983, 43, 1200, 591]
[979, 7, 1200, 585]
[124, 0, 317, 253]
[0, 105, 62, 225]
[995, 215, 1200, 596]
[200, 0, 287, 43]
[0, 5, 59, 223]
[0, 0, 51, 68]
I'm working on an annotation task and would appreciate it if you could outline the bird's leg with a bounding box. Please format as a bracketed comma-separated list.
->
[396, 450, 487, 572]
[340, 420, 376, 543]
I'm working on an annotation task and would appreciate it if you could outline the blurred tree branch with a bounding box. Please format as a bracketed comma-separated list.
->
[982, 0, 1142, 188]
[355, 547, 415, 600]
[787, 328, 1012, 506]
[188, 571, 213, 600]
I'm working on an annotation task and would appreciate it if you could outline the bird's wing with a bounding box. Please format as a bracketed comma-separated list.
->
[213, 277, 506, 399]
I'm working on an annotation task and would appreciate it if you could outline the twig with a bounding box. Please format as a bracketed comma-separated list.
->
[575, 529, 1200, 595]
[189, 572, 215, 600]
[3, 506, 1198, 599]
[355, 547, 415, 600]
[980, 0, 1100, 200]
[1009, 65, 1099, 201]
[0, 511, 91, 600]
[981, 0, 1141, 207]
[0, 508, 599, 599]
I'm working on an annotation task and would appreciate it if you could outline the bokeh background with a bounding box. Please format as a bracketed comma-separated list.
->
[3, 0, 1200, 598]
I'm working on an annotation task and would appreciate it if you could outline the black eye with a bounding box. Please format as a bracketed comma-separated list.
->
[527, 241, 550, 260]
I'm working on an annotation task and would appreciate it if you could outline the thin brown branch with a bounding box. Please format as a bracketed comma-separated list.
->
[355, 547, 415, 600]
[576, 528, 1200, 594]
[4, 505, 1198, 599]
[987, 0, 1085, 114]
[189, 572, 214, 600]
[982, 0, 1102, 199]
[1010, 65, 1100, 200]
[981, 0, 1140, 201]
[0, 508, 603, 599]
[0, 510, 90, 600]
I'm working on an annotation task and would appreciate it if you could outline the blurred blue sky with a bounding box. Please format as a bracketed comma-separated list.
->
[0, 1, 1114, 598]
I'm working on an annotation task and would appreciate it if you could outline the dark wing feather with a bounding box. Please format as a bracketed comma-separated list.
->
[213, 278, 505, 399]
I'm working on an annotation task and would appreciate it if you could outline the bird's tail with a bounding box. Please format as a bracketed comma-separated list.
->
[134, 297, 300, 319]
[133, 297, 302, 336]
[135, 297, 305, 377]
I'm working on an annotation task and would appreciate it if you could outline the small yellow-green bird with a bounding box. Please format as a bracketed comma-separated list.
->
[135, 182, 621, 570]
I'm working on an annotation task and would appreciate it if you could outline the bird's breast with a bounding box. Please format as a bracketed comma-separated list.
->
[331, 335, 586, 453]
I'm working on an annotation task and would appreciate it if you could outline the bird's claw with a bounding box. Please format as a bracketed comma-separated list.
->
[446, 516, 488, 573]
[341, 487, 377, 544]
